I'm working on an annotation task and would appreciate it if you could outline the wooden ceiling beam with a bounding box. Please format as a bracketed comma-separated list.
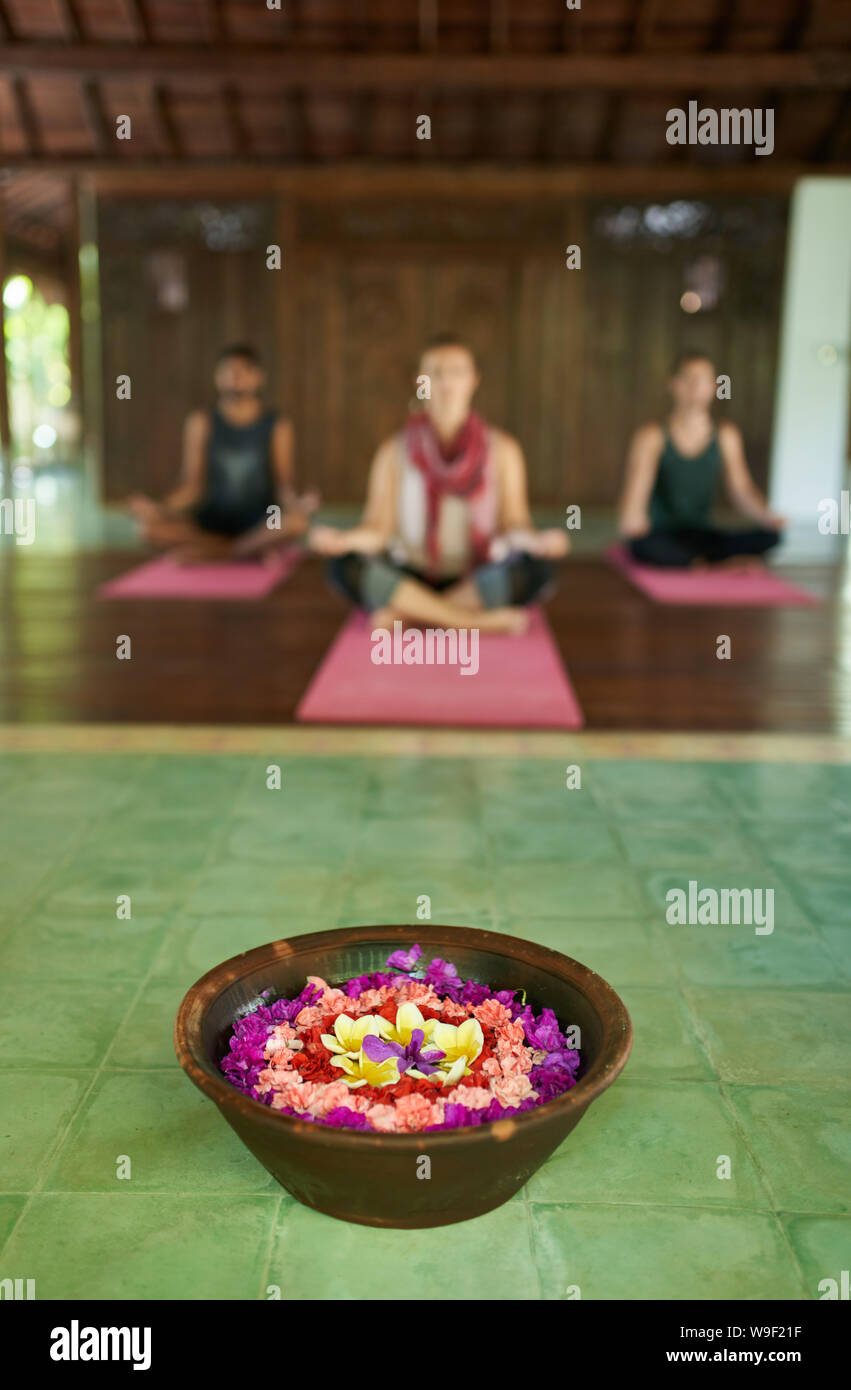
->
[0, 1, 15, 43]
[207, 0, 227, 43]
[153, 85, 181, 158]
[632, 0, 661, 51]
[80, 81, 112, 155]
[783, 0, 816, 52]
[127, 0, 153, 44]
[1, 161, 842, 194]
[58, 0, 112, 157]
[12, 78, 42, 158]
[62, 0, 86, 40]
[490, 0, 510, 53]
[709, 0, 738, 52]
[418, 0, 439, 53]
[0, 46, 846, 89]
[222, 84, 250, 158]
[596, 95, 623, 161]
[346, 0, 369, 51]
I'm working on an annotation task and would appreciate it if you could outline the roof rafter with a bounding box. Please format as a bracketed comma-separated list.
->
[0, 0, 14, 43]
[0, 46, 845, 89]
[11, 78, 42, 158]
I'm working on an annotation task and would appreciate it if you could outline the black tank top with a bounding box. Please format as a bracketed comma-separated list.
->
[649, 428, 722, 530]
[198, 409, 278, 534]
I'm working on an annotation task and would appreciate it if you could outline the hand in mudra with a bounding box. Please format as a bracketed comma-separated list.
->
[308, 525, 347, 556]
[490, 529, 569, 561]
[533, 529, 570, 559]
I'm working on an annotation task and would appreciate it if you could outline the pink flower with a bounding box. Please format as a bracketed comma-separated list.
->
[495, 1020, 535, 1075]
[341, 1091, 372, 1114]
[269, 1076, 319, 1111]
[439, 998, 473, 1022]
[308, 1081, 352, 1117]
[351, 986, 395, 1015]
[473, 998, 512, 1030]
[396, 980, 443, 1008]
[254, 1067, 277, 1095]
[393, 1093, 445, 1132]
[317, 989, 351, 1017]
[445, 1085, 492, 1110]
[365, 1104, 400, 1132]
[264, 1048, 295, 1071]
[294, 1005, 324, 1029]
[491, 1072, 535, 1108]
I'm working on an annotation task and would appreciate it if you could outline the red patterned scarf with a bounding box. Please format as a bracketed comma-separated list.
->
[404, 410, 493, 576]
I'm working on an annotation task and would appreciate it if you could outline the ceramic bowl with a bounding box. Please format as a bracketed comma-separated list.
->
[175, 923, 632, 1228]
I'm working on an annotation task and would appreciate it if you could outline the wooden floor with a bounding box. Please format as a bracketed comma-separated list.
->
[0, 549, 846, 732]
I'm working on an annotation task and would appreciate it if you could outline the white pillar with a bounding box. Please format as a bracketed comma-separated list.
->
[769, 177, 851, 560]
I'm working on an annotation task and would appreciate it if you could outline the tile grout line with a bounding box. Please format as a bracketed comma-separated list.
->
[0, 755, 160, 1262]
[256, 1195, 284, 1300]
[0, 752, 257, 1266]
[679, 986, 815, 1300]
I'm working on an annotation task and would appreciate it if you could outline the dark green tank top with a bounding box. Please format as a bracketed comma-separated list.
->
[649, 427, 722, 530]
[198, 409, 278, 534]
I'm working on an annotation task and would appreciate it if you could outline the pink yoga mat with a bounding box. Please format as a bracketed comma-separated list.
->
[605, 544, 819, 607]
[296, 606, 584, 728]
[98, 548, 302, 601]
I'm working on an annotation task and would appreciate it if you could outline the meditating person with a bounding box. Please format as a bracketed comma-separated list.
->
[618, 350, 785, 568]
[128, 343, 315, 562]
[309, 333, 568, 632]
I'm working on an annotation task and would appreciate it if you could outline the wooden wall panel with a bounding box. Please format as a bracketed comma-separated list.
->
[97, 192, 787, 507]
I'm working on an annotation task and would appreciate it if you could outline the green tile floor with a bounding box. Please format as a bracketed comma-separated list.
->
[0, 752, 848, 1300]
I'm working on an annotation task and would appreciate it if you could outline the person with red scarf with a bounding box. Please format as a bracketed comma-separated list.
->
[310, 335, 568, 633]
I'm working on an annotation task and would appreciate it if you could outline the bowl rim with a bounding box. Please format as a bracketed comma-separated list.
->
[174, 923, 633, 1147]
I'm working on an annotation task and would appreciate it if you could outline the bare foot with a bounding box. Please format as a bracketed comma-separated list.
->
[370, 606, 528, 635]
[370, 606, 396, 631]
[477, 606, 530, 635]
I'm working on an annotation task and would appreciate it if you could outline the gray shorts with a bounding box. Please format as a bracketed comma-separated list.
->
[327, 552, 556, 612]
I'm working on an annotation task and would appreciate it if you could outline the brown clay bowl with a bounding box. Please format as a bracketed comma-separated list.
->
[174, 923, 632, 1228]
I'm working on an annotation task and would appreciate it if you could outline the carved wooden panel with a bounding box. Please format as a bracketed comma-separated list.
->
[98, 192, 786, 508]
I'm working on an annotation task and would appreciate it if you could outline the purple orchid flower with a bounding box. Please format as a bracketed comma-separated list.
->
[385, 944, 423, 973]
[362, 1028, 445, 1077]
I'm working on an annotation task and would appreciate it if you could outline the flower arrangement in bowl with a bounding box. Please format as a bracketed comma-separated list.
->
[175, 924, 632, 1228]
[219, 943, 583, 1133]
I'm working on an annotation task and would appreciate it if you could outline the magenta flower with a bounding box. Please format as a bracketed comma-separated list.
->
[423, 956, 462, 1000]
[385, 944, 423, 973]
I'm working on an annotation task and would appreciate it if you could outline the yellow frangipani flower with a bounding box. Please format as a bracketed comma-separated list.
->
[330, 1047, 400, 1089]
[320, 1012, 391, 1061]
[385, 1002, 430, 1047]
[429, 1018, 485, 1086]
